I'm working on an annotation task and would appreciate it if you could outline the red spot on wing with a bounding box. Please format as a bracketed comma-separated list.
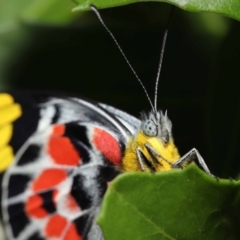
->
[93, 128, 122, 165]
[64, 223, 82, 240]
[32, 169, 67, 191]
[53, 189, 80, 216]
[48, 136, 80, 166]
[51, 124, 65, 136]
[25, 195, 48, 218]
[45, 214, 68, 238]
[66, 194, 80, 212]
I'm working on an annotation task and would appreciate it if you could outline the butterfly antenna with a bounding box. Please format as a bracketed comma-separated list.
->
[154, 7, 174, 111]
[90, 5, 155, 112]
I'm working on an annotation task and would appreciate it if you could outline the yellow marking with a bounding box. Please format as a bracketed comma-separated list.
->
[0, 124, 13, 148]
[0, 93, 14, 108]
[0, 146, 14, 171]
[0, 103, 21, 125]
[0, 93, 22, 171]
[122, 131, 180, 172]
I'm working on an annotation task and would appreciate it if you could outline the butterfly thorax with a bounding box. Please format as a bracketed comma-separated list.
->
[122, 110, 180, 173]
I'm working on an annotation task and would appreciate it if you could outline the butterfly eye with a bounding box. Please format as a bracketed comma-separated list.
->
[142, 120, 157, 137]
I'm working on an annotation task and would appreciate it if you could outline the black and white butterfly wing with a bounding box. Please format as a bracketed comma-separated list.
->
[0, 92, 140, 240]
[99, 103, 141, 135]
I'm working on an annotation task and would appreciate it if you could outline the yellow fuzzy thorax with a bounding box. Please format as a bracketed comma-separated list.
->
[122, 131, 180, 172]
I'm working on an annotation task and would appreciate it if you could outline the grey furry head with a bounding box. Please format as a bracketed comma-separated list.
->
[140, 110, 172, 144]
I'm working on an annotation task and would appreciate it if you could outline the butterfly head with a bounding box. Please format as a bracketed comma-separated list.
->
[141, 110, 172, 144]
[122, 110, 180, 173]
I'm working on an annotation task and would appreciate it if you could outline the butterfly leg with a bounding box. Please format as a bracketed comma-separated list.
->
[145, 143, 173, 166]
[136, 147, 157, 172]
[137, 144, 174, 172]
[172, 148, 214, 176]
[136, 147, 146, 172]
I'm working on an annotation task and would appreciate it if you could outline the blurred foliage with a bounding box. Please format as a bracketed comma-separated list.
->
[0, 0, 77, 24]
[0, 0, 79, 89]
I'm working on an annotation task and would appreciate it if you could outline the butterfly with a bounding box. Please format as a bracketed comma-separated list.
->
[0, 5, 212, 240]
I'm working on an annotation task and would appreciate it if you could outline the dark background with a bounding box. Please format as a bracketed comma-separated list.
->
[2, 2, 240, 178]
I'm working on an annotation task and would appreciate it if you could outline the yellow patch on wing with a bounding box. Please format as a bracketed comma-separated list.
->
[0, 93, 14, 107]
[0, 102, 21, 125]
[0, 93, 22, 171]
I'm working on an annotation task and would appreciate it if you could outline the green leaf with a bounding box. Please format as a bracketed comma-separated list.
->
[73, 0, 240, 21]
[98, 164, 240, 240]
